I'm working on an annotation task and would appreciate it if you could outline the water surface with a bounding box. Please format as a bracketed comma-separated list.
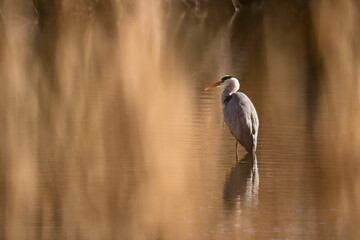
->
[0, 1, 358, 239]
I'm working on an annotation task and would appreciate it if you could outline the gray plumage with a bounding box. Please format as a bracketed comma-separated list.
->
[205, 75, 259, 153]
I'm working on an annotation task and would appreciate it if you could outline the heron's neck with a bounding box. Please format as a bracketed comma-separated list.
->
[222, 81, 239, 103]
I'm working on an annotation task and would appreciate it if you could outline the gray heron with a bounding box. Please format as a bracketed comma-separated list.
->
[205, 75, 259, 157]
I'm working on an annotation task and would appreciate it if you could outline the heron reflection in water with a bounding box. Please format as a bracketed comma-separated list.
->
[223, 153, 259, 211]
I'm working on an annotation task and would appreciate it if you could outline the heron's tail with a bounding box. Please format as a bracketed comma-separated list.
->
[251, 133, 257, 152]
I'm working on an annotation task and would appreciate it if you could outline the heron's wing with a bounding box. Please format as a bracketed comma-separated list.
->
[223, 92, 259, 152]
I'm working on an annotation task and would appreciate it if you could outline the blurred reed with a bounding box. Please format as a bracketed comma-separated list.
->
[311, 0, 360, 238]
[0, 1, 200, 239]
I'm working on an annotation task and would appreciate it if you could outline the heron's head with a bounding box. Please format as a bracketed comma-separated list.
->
[204, 75, 240, 90]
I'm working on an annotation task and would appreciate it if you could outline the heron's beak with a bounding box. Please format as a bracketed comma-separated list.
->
[204, 81, 221, 90]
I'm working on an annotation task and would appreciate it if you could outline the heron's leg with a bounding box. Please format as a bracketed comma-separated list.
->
[235, 142, 239, 162]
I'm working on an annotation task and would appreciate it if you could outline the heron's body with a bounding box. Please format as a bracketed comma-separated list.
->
[223, 92, 259, 153]
[205, 75, 259, 153]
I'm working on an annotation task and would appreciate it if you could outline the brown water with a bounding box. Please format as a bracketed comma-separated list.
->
[1, 0, 360, 239]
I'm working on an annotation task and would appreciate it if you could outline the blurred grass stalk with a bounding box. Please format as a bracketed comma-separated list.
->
[311, 0, 360, 237]
[0, 0, 197, 239]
